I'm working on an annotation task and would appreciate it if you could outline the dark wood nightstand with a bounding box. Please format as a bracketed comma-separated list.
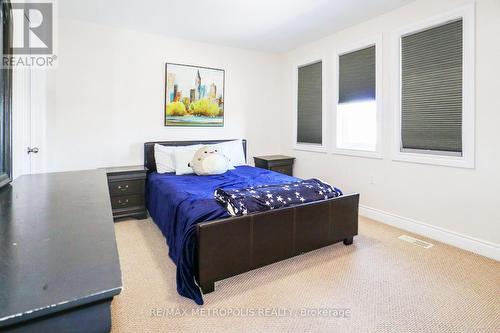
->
[254, 155, 295, 176]
[105, 166, 147, 221]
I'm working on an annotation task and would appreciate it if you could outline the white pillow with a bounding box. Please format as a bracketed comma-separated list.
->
[212, 139, 246, 166]
[174, 145, 203, 175]
[155, 144, 202, 174]
[154, 144, 176, 173]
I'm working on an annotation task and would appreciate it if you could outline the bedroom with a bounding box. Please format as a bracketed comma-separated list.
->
[0, 0, 498, 332]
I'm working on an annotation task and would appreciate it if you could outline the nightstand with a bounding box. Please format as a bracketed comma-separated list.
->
[105, 166, 147, 221]
[254, 155, 295, 176]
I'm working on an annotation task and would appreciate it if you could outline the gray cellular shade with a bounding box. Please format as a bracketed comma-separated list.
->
[401, 19, 463, 153]
[338, 46, 375, 103]
[297, 61, 322, 145]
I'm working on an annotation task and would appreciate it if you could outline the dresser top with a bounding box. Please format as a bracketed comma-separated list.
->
[0, 170, 122, 327]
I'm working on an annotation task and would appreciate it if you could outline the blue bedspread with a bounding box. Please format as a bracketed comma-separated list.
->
[146, 165, 300, 305]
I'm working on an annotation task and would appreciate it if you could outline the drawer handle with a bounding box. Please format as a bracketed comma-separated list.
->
[118, 199, 129, 205]
[117, 185, 129, 191]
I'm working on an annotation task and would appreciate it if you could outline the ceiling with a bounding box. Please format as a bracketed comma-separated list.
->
[59, 0, 414, 53]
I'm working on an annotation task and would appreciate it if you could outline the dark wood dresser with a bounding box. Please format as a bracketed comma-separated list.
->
[254, 155, 295, 176]
[105, 166, 147, 221]
[0, 170, 122, 333]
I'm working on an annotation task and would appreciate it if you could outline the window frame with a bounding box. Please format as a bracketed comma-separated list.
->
[391, 4, 475, 168]
[292, 56, 328, 153]
[332, 35, 383, 159]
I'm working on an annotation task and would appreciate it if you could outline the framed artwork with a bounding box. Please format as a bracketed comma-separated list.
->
[165, 63, 225, 127]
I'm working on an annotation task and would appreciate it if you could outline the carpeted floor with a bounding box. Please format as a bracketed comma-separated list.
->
[111, 217, 499, 333]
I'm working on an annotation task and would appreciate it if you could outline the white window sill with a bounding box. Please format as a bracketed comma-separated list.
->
[392, 151, 474, 169]
[332, 147, 382, 159]
[293, 143, 327, 153]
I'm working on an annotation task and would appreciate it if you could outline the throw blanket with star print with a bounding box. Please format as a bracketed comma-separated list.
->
[214, 179, 343, 216]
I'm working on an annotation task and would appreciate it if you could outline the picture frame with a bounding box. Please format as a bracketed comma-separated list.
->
[164, 63, 225, 127]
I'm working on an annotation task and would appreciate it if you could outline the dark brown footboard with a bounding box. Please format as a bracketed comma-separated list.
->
[196, 193, 359, 293]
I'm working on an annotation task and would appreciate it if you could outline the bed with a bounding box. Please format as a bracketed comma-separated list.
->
[144, 140, 359, 305]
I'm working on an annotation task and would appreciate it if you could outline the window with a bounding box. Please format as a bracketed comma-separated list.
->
[0, 0, 12, 189]
[294, 60, 325, 152]
[334, 39, 382, 158]
[393, 5, 474, 168]
[402, 20, 462, 155]
[337, 100, 377, 151]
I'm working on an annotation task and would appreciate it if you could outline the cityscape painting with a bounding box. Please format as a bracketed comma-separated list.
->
[165, 63, 225, 127]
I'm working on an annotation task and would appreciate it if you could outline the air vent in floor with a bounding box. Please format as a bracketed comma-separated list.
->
[398, 235, 434, 249]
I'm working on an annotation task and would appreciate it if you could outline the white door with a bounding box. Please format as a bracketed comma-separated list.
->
[11, 13, 47, 178]
[28, 68, 47, 174]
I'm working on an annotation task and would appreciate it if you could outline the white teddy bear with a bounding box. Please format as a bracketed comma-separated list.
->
[189, 146, 231, 176]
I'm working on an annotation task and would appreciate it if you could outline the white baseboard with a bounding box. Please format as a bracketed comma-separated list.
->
[359, 205, 500, 261]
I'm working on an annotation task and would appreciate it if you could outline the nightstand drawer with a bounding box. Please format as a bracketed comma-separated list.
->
[270, 165, 293, 176]
[108, 180, 144, 196]
[111, 195, 144, 210]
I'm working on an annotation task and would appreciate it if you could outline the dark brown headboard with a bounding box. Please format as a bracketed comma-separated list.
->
[144, 139, 247, 172]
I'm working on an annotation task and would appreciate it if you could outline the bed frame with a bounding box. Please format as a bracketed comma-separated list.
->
[144, 140, 359, 294]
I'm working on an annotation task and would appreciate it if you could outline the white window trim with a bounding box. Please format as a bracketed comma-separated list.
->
[391, 4, 475, 169]
[292, 56, 328, 153]
[332, 35, 383, 159]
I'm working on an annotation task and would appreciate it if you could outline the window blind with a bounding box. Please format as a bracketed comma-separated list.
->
[401, 19, 463, 154]
[338, 46, 375, 103]
[297, 61, 322, 145]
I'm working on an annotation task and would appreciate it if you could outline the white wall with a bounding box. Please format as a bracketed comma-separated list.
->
[280, 0, 500, 254]
[44, 19, 283, 172]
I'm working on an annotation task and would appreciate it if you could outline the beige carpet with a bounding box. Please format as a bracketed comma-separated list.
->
[111, 217, 499, 333]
